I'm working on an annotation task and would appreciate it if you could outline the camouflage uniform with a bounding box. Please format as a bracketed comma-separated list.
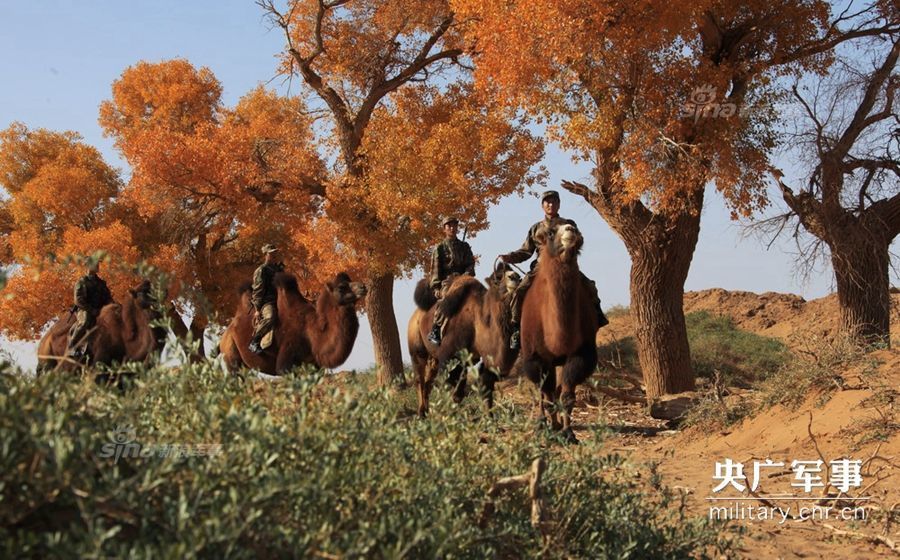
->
[427, 236, 476, 344]
[505, 216, 608, 347]
[250, 261, 284, 351]
[66, 272, 113, 357]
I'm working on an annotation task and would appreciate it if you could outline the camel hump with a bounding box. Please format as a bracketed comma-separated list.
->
[441, 277, 485, 319]
[101, 301, 122, 315]
[413, 278, 437, 310]
[273, 272, 310, 304]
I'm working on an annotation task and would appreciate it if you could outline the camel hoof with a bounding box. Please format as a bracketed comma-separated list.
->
[562, 428, 579, 445]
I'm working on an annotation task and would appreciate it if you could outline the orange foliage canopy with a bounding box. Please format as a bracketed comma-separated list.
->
[1, 59, 329, 339]
[452, 0, 836, 217]
[264, 0, 543, 278]
[0, 8, 542, 348]
[98, 59, 328, 316]
[298, 84, 545, 279]
[0, 124, 152, 337]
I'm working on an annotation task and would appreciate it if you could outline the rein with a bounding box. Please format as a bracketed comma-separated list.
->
[494, 255, 527, 276]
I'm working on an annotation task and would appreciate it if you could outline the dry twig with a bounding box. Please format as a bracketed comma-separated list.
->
[479, 458, 551, 540]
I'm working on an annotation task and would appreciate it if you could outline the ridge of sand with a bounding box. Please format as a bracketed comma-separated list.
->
[585, 289, 900, 558]
[597, 289, 900, 349]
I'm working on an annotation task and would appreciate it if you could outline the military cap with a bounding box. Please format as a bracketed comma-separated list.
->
[261, 244, 279, 254]
[442, 217, 460, 227]
[541, 189, 560, 202]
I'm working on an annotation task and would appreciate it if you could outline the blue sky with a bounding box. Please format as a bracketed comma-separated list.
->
[2, 1, 895, 371]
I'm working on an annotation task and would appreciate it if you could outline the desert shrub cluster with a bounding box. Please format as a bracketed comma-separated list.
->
[0, 360, 731, 559]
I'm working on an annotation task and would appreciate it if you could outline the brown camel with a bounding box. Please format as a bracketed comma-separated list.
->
[37, 284, 158, 374]
[407, 264, 521, 417]
[219, 272, 367, 375]
[519, 222, 598, 442]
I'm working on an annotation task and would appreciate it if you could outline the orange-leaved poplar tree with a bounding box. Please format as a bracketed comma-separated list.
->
[454, 0, 894, 396]
[260, 0, 543, 384]
[99, 59, 328, 339]
[0, 123, 172, 337]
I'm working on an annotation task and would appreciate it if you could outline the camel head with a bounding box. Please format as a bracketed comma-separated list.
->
[536, 222, 583, 263]
[328, 272, 368, 306]
[129, 281, 155, 310]
[486, 262, 521, 300]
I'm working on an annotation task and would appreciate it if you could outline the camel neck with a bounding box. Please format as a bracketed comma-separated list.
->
[535, 248, 580, 332]
[312, 294, 359, 367]
[121, 298, 139, 341]
[484, 285, 517, 367]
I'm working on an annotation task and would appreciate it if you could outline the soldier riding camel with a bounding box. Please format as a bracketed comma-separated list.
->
[248, 244, 285, 354]
[501, 190, 609, 349]
[427, 217, 476, 345]
[66, 260, 114, 360]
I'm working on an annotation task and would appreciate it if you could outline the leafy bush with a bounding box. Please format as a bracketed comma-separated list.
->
[686, 312, 789, 386]
[758, 334, 878, 409]
[603, 305, 630, 319]
[686, 333, 887, 430]
[597, 336, 640, 376]
[0, 361, 732, 558]
[597, 311, 788, 388]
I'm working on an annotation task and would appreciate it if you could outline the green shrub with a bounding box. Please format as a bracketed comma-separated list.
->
[603, 305, 630, 319]
[0, 361, 732, 558]
[597, 311, 788, 389]
[686, 312, 789, 386]
[596, 335, 640, 376]
[758, 335, 879, 409]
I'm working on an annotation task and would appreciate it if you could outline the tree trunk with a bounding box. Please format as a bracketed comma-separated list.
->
[367, 272, 405, 386]
[564, 179, 703, 398]
[830, 233, 891, 346]
[628, 209, 701, 398]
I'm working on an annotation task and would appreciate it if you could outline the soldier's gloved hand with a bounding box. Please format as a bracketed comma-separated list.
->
[433, 288, 442, 300]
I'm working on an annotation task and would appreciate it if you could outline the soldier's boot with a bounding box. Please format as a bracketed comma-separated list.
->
[248, 335, 264, 355]
[67, 326, 89, 359]
[509, 322, 521, 350]
[66, 345, 84, 360]
[507, 275, 530, 351]
[508, 291, 523, 350]
[427, 323, 442, 346]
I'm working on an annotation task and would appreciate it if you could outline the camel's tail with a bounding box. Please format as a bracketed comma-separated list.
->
[413, 279, 437, 310]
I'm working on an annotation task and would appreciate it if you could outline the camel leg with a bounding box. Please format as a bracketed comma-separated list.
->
[220, 331, 243, 375]
[414, 355, 426, 417]
[36, 358, 55, 377]
[413, 354, 434, 418]
[540, 368, 562, 431]
[476, 362, 499, 414]
[439, 354, 467, 405]
[189, 321, 207, 360]
[539, 390, 561, 431]
[447, 361, 467, 405]
[523, 355, 560, 430]
[558, 342, 598, 444]
[558, 384, 578, 444]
